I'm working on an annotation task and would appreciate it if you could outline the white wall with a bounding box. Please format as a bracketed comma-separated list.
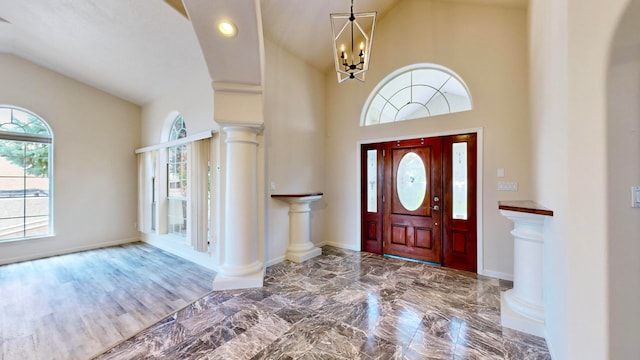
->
[531, 0, 633, 358]
[607, 1, 640, 358]
[263, 38, 326, 264]
[140, 74, 215, 147]
[325, 0, 530, 277]
[528, 0, 569, 358]
[0, 54, 141, 264]
[564, 0, 628, 358]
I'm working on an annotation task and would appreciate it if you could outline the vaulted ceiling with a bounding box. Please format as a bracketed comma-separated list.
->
[0, 0, 526, 106]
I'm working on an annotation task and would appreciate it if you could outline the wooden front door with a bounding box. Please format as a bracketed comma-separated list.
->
[384, 138, 442, 263]
[360, 134, 477, 272]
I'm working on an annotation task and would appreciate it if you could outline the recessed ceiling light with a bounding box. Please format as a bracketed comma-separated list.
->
[217, 21, 237, 37]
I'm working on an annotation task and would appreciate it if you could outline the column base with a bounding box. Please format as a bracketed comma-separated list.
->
[212, 268, 265, 290]
[285, 246, 322, 263]
[501, 291, 545, 337]
[504, 288, 545, 321]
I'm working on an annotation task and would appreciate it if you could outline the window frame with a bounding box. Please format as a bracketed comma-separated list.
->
[361, 63, 473, 126]
[166, 115, 187, 237]
[0, 105, 54, 242]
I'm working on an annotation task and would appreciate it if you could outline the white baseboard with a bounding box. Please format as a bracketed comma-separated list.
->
[266, 255, 285, 267]
[481, 269, 514, 281]
[0, 237, 140, 265]
[265, 242, 353, 266]
[212, 269, 265, 290]
[142, 236, 217, 271]
[322, 240, 360, 251]
[545, 329, 558, 359]
[500, 292, 545, 337]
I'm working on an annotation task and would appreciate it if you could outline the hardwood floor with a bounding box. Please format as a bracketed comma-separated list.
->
[0, 242, 216, 360]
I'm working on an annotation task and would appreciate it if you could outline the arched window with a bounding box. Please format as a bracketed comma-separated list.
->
[0, 106, 53, 241]
[167, 115, 187, 237]
[362, 64, 472, 126]
[168, 115, 187, 141]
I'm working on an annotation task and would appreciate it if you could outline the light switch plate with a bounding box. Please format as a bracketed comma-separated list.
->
[497, 168, 505, 178]
[498, 182, 518, 192]
[632, 186, 640, 208]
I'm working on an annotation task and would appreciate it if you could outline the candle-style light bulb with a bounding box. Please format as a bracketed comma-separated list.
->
[342, 45, 348, 67]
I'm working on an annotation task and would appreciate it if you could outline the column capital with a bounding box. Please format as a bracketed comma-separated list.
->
[221, 124, 263, 145]
[219, 122, 264, 134]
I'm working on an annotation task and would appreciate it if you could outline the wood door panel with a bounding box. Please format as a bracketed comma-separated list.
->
[386, 223, 439, 262]
[366, 221, 378, 241]
[390, 225, 407, 245]
[415, 227, 433, 250]
[452, 231, 467, 254]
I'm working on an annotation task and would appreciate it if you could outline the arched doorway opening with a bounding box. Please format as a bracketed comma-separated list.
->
[607, 0, 640, 356]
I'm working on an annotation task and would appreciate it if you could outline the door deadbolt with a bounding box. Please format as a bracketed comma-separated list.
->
[433, 196, 440, 202]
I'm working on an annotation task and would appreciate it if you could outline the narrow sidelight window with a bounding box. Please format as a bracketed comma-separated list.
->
[452, 142, 468, 220]
[366, 149, 377, 213]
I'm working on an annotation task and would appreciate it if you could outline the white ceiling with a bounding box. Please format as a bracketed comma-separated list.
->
[0, 0, 205, 105]
[184, 0, 263, 86]
[260, 0, 401, 71]
[0, 0, 527, 106]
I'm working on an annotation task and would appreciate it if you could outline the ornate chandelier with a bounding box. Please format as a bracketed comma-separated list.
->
[330, 0, 377, 83]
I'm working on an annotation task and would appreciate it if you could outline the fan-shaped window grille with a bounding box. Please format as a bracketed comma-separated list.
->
[168, 114, 187, 141]
[362, 64, 472, 126]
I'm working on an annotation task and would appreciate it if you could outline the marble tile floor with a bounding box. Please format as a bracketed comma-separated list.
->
[97, 247, 550, 360]
[0, 242, 216, 360]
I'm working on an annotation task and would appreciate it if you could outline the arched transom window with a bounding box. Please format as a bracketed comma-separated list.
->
[362, 64, 472, 126]
[0, 106, 53, 241]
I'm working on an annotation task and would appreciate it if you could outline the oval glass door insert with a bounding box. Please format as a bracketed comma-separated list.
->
[396, 152, 427, 211]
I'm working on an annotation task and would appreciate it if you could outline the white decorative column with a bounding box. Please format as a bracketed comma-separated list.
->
[213, 125, 264, 290]
[184, 0, 267, 290]
[272, 194, 323, 263]
[499, 201, 554, 337]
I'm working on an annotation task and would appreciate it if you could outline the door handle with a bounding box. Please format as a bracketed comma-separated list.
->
[432, 205, 440, 211]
